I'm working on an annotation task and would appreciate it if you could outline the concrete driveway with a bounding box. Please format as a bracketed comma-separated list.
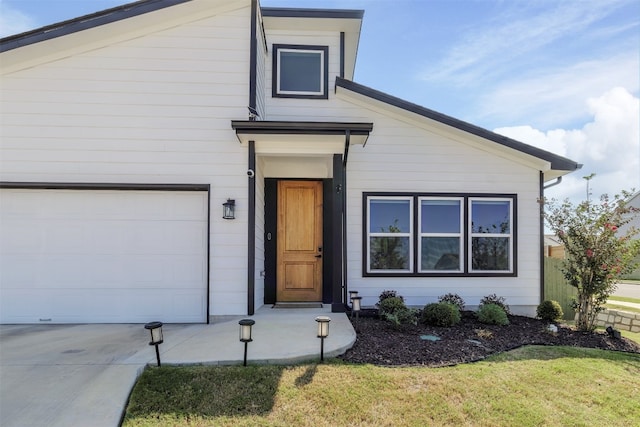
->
[0, 324, 157, 427]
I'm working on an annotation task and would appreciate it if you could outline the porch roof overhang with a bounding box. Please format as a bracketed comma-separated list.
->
[230, 120, 373, 155]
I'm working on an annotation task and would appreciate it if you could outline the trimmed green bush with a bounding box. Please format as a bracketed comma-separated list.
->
[480, 294, 511, 314]
[477, 303, 509, 326]
[438, 293, 466, 312]
[536, 300, 564, 322]
[378, 296, 416, 327]
[378, 290, 403, 305]
[378, 296, 406, 316]
[421, 302, 461, 327]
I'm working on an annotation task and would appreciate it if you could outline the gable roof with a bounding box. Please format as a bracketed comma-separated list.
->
[0, 0, 190, 52]
[335, 77, 582, 178]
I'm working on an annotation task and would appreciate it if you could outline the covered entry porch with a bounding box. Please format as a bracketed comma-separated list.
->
[231, 121, 372, 314]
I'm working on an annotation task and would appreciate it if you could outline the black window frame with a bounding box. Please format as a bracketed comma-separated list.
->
[363, 192, 518, 277]
[272, 44, 329, 99]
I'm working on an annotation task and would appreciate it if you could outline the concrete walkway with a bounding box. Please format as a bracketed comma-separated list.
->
[0, 305, 355, 427]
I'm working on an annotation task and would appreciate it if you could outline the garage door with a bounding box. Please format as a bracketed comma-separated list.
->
[0, 188, 208, 324]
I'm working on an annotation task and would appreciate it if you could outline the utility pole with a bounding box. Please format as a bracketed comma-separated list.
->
[583, 173, 596, 204]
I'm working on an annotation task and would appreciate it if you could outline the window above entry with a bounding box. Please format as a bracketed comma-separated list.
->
[273, 44, 329, 99]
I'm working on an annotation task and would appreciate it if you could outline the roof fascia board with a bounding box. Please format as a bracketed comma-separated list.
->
[1, 0, 249, 74]
[0, 0, 191, 52]
[261, 8, 364, 20]
[336, 77, 581, 174]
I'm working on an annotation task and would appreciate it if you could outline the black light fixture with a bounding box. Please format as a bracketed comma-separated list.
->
[351, 296, 362, 320]
[239, 318, 255, 366]
[315, 316, 331, 362]
[223, 199, 236, 219]
[144, 321, 163, 367]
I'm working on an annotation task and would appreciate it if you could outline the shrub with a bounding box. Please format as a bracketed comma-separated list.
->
[477, 303, 509, 326]
[378, 296, 416, 327]
[479, 294, 511, 315]
[378, 296, 406, 315]
[438, 293, 465, 312]
[377, 290, 403, 305]
[421, 302, 461, 327]
[536, 300, 564, 322]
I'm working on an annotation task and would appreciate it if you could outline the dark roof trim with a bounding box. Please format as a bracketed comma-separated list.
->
[336, 77, 582, 172]
[231, 120, 373, 136]
[0, 0, 191, 53]
[261, 7, 364, 20]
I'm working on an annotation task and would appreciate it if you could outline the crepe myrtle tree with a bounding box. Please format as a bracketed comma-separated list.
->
[543, 189, 640, 331]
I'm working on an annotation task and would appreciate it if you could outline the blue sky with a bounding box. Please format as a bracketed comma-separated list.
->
[1, 0, 639, 204]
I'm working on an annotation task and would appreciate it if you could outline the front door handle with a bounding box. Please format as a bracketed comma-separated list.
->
[315, 254, 322, 258]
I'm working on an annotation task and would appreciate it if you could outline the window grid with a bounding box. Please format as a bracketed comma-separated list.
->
[363, 193, 516, 277]
[418, 197, 464, 273]
[366, 196, 413, 273]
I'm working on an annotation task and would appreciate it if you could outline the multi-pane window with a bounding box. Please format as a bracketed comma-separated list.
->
[273, 45, 328, 98]
[365, 194, 515, 276]
[367, 198, 412, 272]
[419, 198, 463, 272]
[470, 199, 512, 272]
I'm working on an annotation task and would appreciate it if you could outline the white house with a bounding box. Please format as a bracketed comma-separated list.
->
[0, 0, 581, 324]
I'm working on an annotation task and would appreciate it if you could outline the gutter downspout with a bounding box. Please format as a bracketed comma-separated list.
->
[342, 130, 350, 310]
[540, 175, 562, 304]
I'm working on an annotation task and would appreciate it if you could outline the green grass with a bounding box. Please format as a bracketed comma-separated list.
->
[122, 346, 640, 427]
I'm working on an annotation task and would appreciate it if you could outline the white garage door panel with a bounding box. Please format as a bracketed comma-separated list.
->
[0, 189, 208, 324]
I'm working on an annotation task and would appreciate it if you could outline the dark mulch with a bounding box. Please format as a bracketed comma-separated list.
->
[338, 311, 640, 367]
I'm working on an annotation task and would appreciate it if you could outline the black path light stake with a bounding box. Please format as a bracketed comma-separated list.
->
[144, 321, 163, 367]
[239, 319, 255, 366]
[315, 316, 331, 362]
[351, 296, 362, 321]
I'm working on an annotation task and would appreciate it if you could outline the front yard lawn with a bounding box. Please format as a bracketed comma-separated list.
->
[122, 346, 640, 427]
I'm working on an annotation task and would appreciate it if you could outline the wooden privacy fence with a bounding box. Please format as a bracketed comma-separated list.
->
[544, 257, 576, 320]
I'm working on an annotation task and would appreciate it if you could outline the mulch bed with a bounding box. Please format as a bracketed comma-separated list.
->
[338, 311, 640, 367]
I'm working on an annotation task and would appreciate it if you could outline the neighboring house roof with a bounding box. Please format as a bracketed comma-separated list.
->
[335, 78, 582, 179]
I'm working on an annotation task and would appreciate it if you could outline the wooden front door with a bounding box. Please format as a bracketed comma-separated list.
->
[277, 180, 323, 302]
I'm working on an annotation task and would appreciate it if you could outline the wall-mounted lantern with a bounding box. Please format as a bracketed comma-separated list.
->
[315, 316, 331, 362]
[144, 321, 163, 367]
[239, 318, 255, 366]
[223, 199, 236, 220]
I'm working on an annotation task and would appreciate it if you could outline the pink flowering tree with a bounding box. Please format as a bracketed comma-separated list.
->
[543, 190, 640, 331]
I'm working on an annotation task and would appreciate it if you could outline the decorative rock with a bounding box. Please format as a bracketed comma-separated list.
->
[546, 324, 558, 333]
[420, 335, 441, 341]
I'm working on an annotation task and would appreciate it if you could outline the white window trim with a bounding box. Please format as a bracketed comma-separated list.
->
[276, 48, 325, 96]
[468, 197, 513, 273]
[366, 196, 413, 273]
[418, 197, 464, 273]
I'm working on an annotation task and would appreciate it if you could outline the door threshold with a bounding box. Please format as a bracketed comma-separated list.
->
[272, 302, 323, 309]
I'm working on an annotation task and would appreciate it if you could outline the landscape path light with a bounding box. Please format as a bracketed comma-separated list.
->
[351, 296, 362, 320]
[315, 316, 331, 362]
[239, 318, 255, 366]
[144, 321, 163, 367]
[348, 290, 359, 303]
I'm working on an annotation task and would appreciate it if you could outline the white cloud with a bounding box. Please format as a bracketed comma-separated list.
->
[495, 87, 640, 203]
[0, 2, 37, 37]
[475, 52, 640, 129]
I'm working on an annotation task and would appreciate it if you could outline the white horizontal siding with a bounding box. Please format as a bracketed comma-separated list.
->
[343, 109, 542, 316]
[0, 7, 253, 317]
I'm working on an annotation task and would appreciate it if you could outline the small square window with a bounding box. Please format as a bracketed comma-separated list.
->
[273, 45, 328, 99]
